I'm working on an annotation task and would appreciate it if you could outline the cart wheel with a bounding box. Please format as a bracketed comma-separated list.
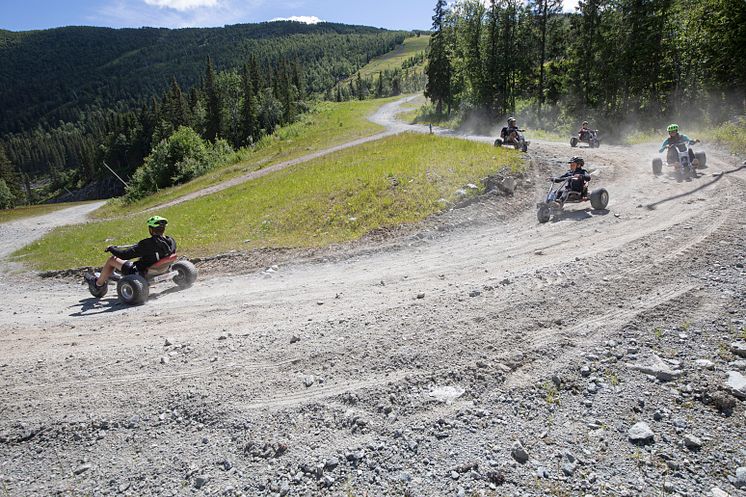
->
[537, 205, 551, 223]
[117, 274, 149, 305]
[590, 188, 609, 210]
[652, 158, 663, 175]
[172, 260, 198, 289]
[694, 151, 706, 168]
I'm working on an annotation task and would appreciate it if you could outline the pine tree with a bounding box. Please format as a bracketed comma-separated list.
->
[240, 64, 259, 145]
[425, 0, 453, 115]
[0, 144, 22, 204]
[529, 0, 563, 120]
[167, 77, 190, 129]
[204, 57, 222, 142]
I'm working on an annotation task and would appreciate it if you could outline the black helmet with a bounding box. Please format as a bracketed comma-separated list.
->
[569, 156, 584, 166]
[507, 116, 516, 125]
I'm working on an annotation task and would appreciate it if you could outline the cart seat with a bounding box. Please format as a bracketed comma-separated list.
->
[146, 254, 178, 276]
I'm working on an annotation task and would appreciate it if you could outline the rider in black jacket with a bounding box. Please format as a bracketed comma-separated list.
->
[551, 156, 591, 202]
[84, 215, 176, 292]
[500, 117, 521, 143]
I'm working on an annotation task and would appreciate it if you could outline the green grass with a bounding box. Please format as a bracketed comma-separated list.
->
[353, 36, 429, 79]
[394, 95, 427, 124]
[92, 98, 396, 219]
[702, 118, 746, 156]
[15, 133, 524, 270]
[0, 201, 93, 225]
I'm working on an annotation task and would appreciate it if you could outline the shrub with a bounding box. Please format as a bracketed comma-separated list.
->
[0, 179, 15, 209]
[125, 126, 232, 202]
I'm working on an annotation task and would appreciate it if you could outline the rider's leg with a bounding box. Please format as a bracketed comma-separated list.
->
[96, 256, 125, 286]
[688, 148, 699, 168]
[666, 147, 677, 164]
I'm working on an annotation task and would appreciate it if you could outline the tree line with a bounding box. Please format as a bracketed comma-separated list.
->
[425, 0, 746, 132]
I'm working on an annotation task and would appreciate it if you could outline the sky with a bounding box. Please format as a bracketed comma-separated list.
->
[1, 0, 580, 32]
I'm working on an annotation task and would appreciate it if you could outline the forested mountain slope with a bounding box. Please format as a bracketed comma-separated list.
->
[0, 22, 407, 135]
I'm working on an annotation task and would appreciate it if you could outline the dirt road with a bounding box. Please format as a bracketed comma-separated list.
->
[1, 106, 745, 496]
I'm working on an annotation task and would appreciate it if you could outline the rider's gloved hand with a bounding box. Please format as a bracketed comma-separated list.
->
[105, 246, 114, 253]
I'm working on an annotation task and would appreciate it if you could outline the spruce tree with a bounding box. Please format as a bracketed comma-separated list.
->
[204, 57, 222, 142]
[425, 0, 453, 115]
[241, 64, 259, 145]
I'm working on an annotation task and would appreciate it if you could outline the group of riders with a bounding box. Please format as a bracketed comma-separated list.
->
[501, 116, 698, 204]
[85, 120, 698, 297]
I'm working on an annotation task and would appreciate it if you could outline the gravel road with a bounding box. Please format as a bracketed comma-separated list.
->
[1, 103, 745, 497]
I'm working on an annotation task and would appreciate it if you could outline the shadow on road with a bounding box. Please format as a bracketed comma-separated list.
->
[69, 285, 190, 316]
[551, 208, 610, 223]
[69, 296, 127, 316]
[647, 165, 745, 210]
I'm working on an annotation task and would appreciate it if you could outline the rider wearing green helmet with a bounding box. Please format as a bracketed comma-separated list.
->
[659, 124, 699, 166]
[84, 215, 177, 293]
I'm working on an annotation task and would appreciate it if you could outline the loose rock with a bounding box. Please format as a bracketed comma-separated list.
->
[628, 422, 655, 444]
[511, 441, 529, 464]
[628, 354, 683, 382]
[725, 371, 746, 399]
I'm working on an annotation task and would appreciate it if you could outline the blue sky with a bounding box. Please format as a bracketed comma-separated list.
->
[2, 0, 580, 32]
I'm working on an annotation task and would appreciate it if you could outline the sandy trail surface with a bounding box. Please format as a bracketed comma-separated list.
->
[1, 102, 745, 496]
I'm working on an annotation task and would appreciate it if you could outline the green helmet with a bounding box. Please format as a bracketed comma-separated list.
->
[667, 123, 679, 132]
[147, 215, 168, 228]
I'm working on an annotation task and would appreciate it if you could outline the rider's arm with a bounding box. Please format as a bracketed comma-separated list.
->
[108, 241, 144, 260]
[658, 138, 670, 153]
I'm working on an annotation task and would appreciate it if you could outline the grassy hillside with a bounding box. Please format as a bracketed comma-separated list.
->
[91, 97, 395, 219]
[15, 133, 523, 270]
[355, 35, 429, 79]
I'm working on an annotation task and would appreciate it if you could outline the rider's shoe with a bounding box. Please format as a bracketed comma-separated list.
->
[691, 158, 700, 169]
[84, 272, 104, 290]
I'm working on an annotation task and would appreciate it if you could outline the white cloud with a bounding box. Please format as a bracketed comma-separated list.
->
[144, 0, 219, 11]
[270, 15, 323, 24]
[93, 0, 265, 28]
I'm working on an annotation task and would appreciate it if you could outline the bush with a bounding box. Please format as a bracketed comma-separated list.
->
[0, 179, 15, 209]
[125, 126, 232, 202]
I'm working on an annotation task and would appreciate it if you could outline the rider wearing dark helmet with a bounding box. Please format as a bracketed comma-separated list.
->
[659, 124, 698, 167]
[578, 120, 591, 141]
[500, 117, 521, 143]
[550, 156, 591, 202]
[84, 215, 177, 293]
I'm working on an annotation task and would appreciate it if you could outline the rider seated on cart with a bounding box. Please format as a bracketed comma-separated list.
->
[500, 117, 521, 143]
[659, 124, 699, 167]
[550, 156, 591, 203]
[84, 215, 177, 293]
[578, 121, 591, 141]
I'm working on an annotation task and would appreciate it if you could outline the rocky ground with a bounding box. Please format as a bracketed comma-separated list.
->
[0, 103, 745, 497]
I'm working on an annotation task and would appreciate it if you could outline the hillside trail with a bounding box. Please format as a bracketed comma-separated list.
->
[1, 98, 745, 495]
